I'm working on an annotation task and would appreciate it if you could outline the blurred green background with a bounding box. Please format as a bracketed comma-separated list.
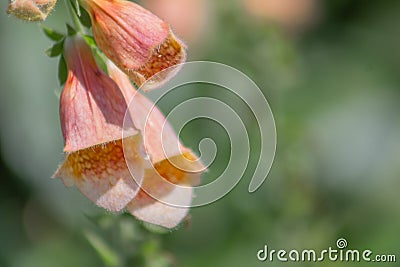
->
[1, 0, 399, 266]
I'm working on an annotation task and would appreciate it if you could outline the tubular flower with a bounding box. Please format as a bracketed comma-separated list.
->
[53, 35, 204, 228]
[80, 0, 186, 88]
[7, 0, 56, 21]
[53, 35, 144, 212]
[108, 62, 206, 228]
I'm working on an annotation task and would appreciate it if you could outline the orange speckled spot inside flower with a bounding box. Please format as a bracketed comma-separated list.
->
[154, 157, 186, 184]
[182, 152, 197, 161]
[152, 152, 203, 184]
[54, 135, 144, 212]
[65, 140, 127, 180]
[126, 150, 203, 228]
[129, 33, 186, 87]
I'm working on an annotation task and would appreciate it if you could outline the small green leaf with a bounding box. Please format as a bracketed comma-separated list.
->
[79, 7, 92, 28]
[45, 39, 65, 57]
[93, 48, 108, 74]
[58, 55, 68, 85]
[66, 24, 77, 36]
[83, 35, 96, 48]
[42, 26, 64, 41]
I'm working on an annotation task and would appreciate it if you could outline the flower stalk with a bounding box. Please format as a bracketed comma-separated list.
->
[64, 0, 85, 34]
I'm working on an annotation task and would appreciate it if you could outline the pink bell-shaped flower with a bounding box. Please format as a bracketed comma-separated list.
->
[53, 35, 144, 212]
[81, 0, 186, 88]
[108, 62, 205, 228]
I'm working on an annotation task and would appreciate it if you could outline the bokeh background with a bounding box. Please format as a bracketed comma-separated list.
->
[1, 0, 399, 266]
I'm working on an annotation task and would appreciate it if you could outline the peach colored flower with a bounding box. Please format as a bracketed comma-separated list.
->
[80, 0, 186, 88]
[7, 0, 56, 21]
[53, 35, 204, 228]
[107, 61, 205, 228]
[53, 35, 144, 212]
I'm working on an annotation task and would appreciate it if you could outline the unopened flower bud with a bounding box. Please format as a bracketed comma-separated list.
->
[7, 0, 56, 21]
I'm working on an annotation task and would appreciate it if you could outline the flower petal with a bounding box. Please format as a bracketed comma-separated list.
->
[108, 61, 183, 163]
[128, 33, 186, 89]
[127, 185, 192, 229]
[127, 152, 203, 228]
[82, 0, 186, 87]
[82, 0, 169, 70]
[54, 135, 144, 212]
[61, 35, 137, 153]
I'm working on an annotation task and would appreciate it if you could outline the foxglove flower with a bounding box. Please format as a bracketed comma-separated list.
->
[80, 0, 186, 88]
[108, 62, 205, 228]
[7, 0, 56, 21]
[53, 35, 144, 212]
[53, 35, 204, 228]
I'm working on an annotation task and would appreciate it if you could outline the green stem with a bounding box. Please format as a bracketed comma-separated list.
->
[64, 0, 85, 34]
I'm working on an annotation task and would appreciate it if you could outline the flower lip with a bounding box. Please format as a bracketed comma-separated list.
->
[129, 32, 187, 90]
[54, 136, 144, 212]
